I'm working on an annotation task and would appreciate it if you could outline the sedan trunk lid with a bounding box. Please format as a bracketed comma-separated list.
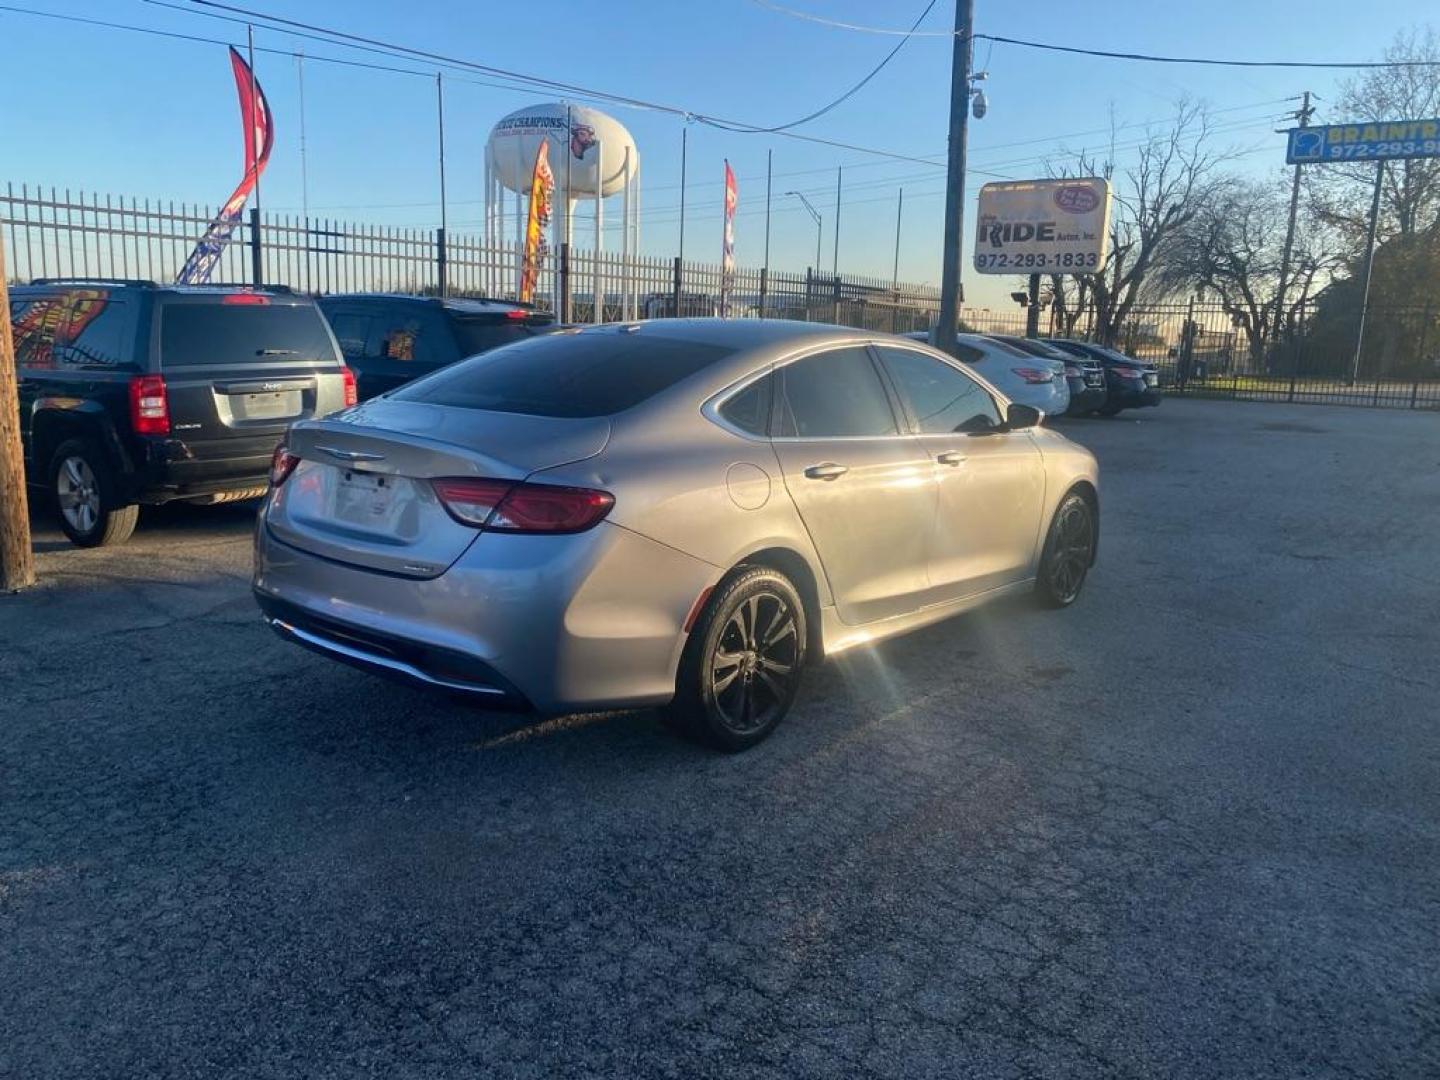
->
[265, 400, 610, 577]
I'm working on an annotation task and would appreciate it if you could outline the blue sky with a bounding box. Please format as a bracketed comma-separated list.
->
[0, 0, 1433, 307]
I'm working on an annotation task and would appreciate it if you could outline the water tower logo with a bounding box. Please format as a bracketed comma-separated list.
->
[570, 124, 598, 161]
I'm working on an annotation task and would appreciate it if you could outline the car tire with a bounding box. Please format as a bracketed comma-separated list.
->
[1097, 401, 1124, 417]
[1036, 491, 1096, 609]
[49, 438, 139, 548]
[668, 566, 808, 752]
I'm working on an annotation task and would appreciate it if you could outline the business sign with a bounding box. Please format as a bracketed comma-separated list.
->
[973, 178, 1112, 275]
[1286, 119, 1440, 163]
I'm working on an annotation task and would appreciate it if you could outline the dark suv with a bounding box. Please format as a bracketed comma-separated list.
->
[318, 294, 554, 401]
[11, 279, 355, 547]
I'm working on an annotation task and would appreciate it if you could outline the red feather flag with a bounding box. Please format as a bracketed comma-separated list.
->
[177, 47, 275, 284]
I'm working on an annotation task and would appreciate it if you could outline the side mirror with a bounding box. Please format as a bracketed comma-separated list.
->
[1006, 403, 1043, 430]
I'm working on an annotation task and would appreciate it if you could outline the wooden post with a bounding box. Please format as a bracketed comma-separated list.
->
[0, 230, 37, 591]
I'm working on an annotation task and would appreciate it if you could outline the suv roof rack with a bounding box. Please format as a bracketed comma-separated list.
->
[171, 282, 298, 293]
[25, 277, 301, 295]
[28, 276, 158, 287]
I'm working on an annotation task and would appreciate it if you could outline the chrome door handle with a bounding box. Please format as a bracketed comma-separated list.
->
[937, 451, 968, 466]
[803, 462, 849, 481]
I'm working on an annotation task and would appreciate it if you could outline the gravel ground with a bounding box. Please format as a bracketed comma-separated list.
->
[2, 398, 1438, 1079]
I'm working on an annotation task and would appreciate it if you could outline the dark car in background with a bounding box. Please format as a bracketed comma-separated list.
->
[10, 278, 355, 547]
[1045, 339, 1162, 416]
[986, 334, 1107, 416]
[318, 294, 555, 401]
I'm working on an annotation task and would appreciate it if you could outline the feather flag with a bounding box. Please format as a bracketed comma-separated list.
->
[176, 47, 274, 284]
[720, 160, 738, 316]
[519, 140, 555, 305]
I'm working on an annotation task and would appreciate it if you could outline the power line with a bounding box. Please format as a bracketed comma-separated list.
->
[182, 0, 951, 166]
[705, 0, 938, 133]
[748, 1, 1440, 68]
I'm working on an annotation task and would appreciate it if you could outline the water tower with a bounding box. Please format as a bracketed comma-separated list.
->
[485, 102, 641, 321]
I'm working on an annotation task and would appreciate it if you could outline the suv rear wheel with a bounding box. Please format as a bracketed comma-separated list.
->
[49, 438, 139, 547]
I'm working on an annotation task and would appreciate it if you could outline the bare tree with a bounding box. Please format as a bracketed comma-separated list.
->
[1048, 102, 1226, 345]
[1310, 27, 1440, 248]
[1161, 178, 1341, 365]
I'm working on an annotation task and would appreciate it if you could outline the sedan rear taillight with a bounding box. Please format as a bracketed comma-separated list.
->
[128, 374, 170, 436]
[269, 443, 299, 486]
[433, 478, 614, 533]
[1112, 366, 1143, 379]
[1011, 367, 1054, 384]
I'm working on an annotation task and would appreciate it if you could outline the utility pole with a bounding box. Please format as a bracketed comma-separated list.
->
[436, 73, 450, 297]
[892, 187, 904, 290]
[933, 0, 974, 348]
[1272, 91, 1313, 348]
[1351, 159, 1385, 386]
[762, 149, 773, 318]
[0, 231, 36, 591]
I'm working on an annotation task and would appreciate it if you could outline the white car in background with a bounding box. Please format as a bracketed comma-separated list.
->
[906, 331, 1070, 417]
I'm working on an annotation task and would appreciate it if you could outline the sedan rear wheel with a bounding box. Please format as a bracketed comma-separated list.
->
[670, 567, 807, 751]
[1037, 492, 1095, 608]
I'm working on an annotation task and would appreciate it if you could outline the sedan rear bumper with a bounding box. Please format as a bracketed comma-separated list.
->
[252, 512, 718, 714]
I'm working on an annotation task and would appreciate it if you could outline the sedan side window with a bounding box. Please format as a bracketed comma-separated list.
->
[877, 347, 1003, 435]
[778, 347, 897, 438]
[719, 373, 773, 436]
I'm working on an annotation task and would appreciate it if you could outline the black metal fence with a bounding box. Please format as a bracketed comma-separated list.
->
[0, 182, 941, 332]
[6, 181, 1437, 409]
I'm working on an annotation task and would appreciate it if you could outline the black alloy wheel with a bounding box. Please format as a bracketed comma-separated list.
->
[1037, 493, 1095, 608]
[670, 566, 807, 751]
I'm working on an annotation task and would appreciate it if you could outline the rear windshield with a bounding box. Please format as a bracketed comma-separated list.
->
[391, 332, 737, 418]
[449, 316, 550, 358]
[159, 303, 338, 368]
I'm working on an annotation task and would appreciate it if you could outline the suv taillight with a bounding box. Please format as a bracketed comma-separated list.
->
[270, 443, 299, 486]
[128, 374, 170, 435]
[340, 366, 358, 407]
[1011, 367, 1054, 385]
[432, 478, 614, 533]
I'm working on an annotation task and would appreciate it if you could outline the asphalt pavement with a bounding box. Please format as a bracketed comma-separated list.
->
[2, 398, 1438, 1078]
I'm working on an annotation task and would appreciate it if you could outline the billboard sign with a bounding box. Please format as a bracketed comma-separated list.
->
[1286, 119, 1440, 163]
[974, 178, 1111, 275]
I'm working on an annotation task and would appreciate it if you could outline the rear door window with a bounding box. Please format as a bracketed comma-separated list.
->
[159, 302, 339, 368]
[391, 332, 736, 417]
[877, 347, 1002, 435]
[777, 347, 898, 438]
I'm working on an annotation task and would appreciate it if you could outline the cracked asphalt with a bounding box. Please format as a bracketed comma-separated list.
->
[2, 398, 1438, 1078]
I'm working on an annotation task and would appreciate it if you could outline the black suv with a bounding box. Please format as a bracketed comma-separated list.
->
[317, 294, 554, 401]
[11, 279, 354, 546]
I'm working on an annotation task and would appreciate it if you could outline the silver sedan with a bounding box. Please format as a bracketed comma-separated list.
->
[253, 320, 1099, 750]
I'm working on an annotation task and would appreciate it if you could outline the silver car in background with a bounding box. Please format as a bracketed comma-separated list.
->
[254, 321, 1099, 750]
[906, 330, 1071, 416]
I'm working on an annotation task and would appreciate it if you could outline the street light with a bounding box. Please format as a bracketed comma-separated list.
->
[784, 191, 823, 271]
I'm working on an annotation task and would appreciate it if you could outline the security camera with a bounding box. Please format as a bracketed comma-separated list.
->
[1011, 291, 1029, 306]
